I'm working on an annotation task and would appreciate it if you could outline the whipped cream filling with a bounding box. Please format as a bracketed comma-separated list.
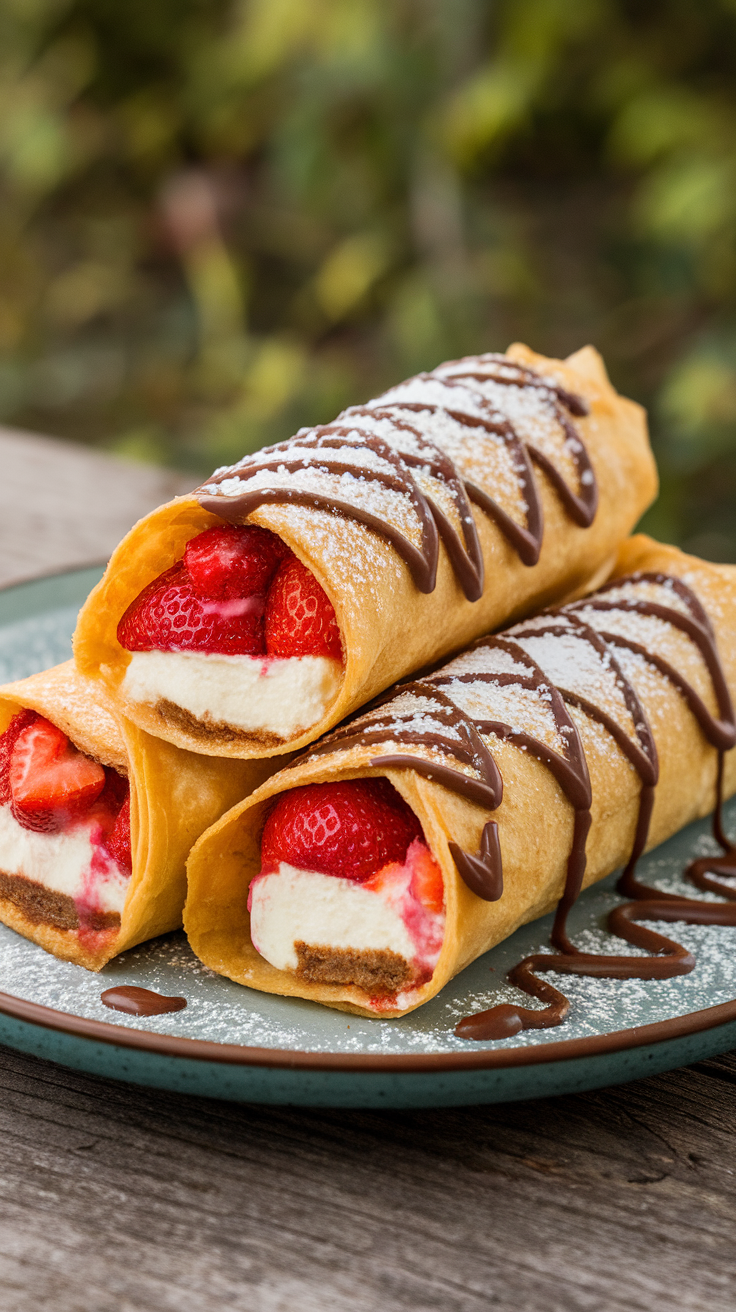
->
[122, 650, 343, 739]
[0, 803, 129, 918]
[248, 842, 445, 991]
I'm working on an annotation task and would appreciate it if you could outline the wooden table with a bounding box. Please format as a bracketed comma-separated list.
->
[0, 427, 734, 1312]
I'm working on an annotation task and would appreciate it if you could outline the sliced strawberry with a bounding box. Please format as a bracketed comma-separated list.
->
[0, 709, 38, 806]
[265, 556, 342, 660]
[362, 858, 403, 897]
[98, 766, 129, 814]
[10, 716, 106, 833]
[185, 525, 290, 601]
[260, 778, 422, 882]
[117, 563, 266, 656]
[409, 841, 445, 913]
[105, 793, 132, 873]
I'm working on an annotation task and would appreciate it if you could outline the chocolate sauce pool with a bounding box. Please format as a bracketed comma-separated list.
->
[100, 986, 187, 1017]
[196, 355, 594, 601]
[296, 570, 736, 1039]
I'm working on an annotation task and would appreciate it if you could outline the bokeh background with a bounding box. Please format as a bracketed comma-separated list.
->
[2, 0, 736, 557]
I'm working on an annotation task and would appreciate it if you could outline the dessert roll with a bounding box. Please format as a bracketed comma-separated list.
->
[0, 662, 269, 969]
[184, 537, 736, 1019]
[74, 344, 656, 758]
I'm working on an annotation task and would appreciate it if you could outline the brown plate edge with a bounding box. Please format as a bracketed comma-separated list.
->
[0, 987, 735, 1074]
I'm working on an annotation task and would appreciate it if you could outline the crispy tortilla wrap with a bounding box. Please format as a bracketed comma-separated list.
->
[74, 345, 656, 758]
[0, 662, 274, 969]
[183, 538, 736, 1017]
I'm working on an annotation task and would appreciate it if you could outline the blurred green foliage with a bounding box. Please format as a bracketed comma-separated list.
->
[2, 0, 736, 557]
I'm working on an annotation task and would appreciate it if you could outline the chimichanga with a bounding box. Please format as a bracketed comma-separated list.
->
[73, 345, 656, 760]
[0, 662, 273, 969]
[183, 537, 736, 1021]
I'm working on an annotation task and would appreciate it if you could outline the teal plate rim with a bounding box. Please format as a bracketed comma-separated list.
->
[0, 987, 735, 1072]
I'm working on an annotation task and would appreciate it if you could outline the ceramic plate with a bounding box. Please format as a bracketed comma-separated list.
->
[0, 564, 735, 1108]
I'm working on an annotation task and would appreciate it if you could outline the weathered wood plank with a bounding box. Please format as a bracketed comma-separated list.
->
[0, 1045, 734, 1312]
[0, 426, 192, 589]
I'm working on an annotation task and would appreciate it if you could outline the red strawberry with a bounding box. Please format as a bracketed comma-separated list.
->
[409, 842, 445, 913]
[105, 793, 132, 873]
[10, 717, 106, 833]
[265, 557, 342, 660]
[0, 709, 38, 806]
[260, 778, 422, 881]
[185, 525, 290, 601]
[98, 766, 129, 814]
[117, 563, 266, 656]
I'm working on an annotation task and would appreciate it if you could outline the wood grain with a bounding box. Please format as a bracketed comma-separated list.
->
[0, 1046, 734, 1312]
[0, 428, 734, 1312]
[0, 426, 192, 589]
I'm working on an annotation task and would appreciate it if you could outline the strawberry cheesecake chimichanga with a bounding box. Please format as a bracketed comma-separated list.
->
[0, 663, 270, 969]
[74, 345, 656, 759]
[184, 538, 736, 1021]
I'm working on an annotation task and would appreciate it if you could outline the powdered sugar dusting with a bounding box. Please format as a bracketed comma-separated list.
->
[445, 676, 566, 752]
[443, 646, 529, 679]
[314, 569, 723, 816]
[198, 350, 594, 589]
[575, 603, 717, 714]
[513, 627, 636, 737]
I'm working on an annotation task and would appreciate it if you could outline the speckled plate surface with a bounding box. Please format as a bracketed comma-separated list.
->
[0, 564, 735, 1107]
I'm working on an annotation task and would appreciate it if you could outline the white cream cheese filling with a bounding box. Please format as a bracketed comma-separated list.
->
[122, 650, 343, 739]
[249, 863, 418, 972]
[0, 804, 129, 916]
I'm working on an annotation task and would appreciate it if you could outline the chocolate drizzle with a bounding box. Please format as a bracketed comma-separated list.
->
[456, 573, 736, 1039]
[294, 568, 736, 1036]
[298, 632, 594, 899]
[196, 354, 593, 601]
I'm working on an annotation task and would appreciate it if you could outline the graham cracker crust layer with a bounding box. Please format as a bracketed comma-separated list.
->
[0, 869, 120, 933]
[295, 942, 414, 993]
[155, 699, 285, 750]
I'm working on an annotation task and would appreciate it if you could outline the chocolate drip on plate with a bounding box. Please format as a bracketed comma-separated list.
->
[101, 986, 187, 1017]
[196, 354, 593, 600]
